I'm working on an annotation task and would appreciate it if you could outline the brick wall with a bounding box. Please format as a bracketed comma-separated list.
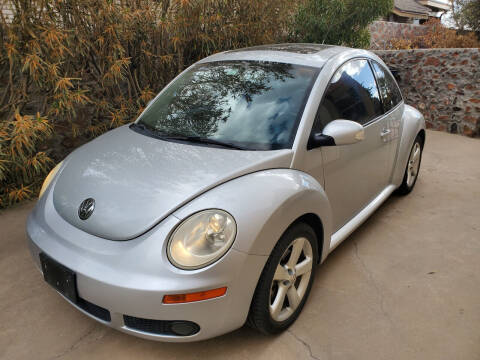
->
[374, 48, 480, 137]
[369, 21, 428, 50]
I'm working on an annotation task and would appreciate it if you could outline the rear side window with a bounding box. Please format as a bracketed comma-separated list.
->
[371, 61, 403, 112]
[313, 59, 383, 132]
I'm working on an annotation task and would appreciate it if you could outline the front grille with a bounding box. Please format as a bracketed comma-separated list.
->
[77, 297, 111, 322]
[123, 315, 200, 336]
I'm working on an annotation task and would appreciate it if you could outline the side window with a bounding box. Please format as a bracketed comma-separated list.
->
[371, 61, 403, 113]
[312, 59, 383, 133]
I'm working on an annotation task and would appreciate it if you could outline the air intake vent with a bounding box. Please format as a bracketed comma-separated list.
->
[77, 297, 111, 322]
[123, 315, 200, 336]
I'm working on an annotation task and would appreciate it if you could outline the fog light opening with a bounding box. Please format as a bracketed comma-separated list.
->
[170, 321, 200, 336]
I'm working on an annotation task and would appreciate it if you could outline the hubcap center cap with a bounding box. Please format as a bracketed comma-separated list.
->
[286, 268, 296, 285]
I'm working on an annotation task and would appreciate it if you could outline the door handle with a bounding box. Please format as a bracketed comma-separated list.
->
[380, 128, 391, 138]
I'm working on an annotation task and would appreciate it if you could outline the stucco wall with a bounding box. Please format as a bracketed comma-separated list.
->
[369, 21, 428, 50]
[374, 48, 480, 137]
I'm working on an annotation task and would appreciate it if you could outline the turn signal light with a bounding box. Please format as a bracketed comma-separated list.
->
[163, 287, 227, 304]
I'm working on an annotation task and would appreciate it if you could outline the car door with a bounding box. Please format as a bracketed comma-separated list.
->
[370, 60, 404, 180]
[308, 59, 392, 232]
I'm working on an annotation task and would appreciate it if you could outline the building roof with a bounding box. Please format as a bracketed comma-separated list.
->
[394, 0, 431, 17]
[418, 0, 452, 11]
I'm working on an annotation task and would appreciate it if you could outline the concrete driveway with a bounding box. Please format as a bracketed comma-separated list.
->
[1, 130, 479, 360]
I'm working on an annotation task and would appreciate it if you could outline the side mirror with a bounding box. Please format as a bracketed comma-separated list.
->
[308, 120, 365, 149]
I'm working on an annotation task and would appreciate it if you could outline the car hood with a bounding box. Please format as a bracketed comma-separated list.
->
[53, 125, 293, 240]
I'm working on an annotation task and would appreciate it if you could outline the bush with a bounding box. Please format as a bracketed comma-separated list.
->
[388, 19, 480, 49]
[452, 0, 480, 35]
[0, 112, 53, 206]
[291, 0, 393, 48]
[0, 0, 293, 207]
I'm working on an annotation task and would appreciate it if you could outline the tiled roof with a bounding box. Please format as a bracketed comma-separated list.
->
[394, 0, 431, 15]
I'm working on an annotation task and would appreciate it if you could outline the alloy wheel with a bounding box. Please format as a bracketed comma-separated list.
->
[407, 142, 421, 187]
[269, 237, 313, 322]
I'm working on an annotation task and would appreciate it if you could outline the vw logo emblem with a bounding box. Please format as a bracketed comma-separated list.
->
[78, 198, 95, 220]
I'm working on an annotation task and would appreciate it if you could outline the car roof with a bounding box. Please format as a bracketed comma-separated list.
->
[197, 43, 352, 68]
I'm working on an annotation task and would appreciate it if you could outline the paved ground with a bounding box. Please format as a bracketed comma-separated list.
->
[0, 130, 479, 360]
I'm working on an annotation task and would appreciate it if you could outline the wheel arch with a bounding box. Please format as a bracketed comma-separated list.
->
[290, 213, 324, 264]
[418, 128, 426, 148]
[392, 104, 426, 187]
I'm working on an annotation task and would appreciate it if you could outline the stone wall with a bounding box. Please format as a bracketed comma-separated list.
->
[374, 48, 480, 137]
[369, 21, 428, 50]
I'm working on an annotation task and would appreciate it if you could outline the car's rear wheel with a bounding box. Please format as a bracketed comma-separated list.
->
[396, 134, 423, 196]
[248, 222, 318, 334]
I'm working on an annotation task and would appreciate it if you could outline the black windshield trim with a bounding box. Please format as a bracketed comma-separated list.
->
[285, 65, 321, 149]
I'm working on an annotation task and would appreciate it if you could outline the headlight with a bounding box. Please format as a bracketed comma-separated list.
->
[39, 161, 63, 198]
[167, 209, 236, 270]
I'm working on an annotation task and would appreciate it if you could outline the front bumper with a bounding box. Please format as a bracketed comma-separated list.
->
[26, 192, 267, 342]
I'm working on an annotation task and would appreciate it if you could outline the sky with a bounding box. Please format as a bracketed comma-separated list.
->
[441, 10, 457, 28]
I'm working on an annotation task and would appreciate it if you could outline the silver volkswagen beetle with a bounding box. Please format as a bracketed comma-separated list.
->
[27, 44, 425, 341]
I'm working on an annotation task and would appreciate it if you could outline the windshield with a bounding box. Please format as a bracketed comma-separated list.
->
[136, 61, 320, 150]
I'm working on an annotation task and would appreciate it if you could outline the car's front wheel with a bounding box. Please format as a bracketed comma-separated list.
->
[248, 222, 318, 334]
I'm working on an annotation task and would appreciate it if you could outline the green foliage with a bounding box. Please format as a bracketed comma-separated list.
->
[292, 0, 393, 48]
[452, 0, 480, 34]
[0, 0, 293, 207]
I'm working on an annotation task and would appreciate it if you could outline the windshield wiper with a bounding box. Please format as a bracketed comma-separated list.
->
[131, 123, 170, 138]
[130, 122, 154, 134]
[161, 135, 248, 150]
[131, 123, 247, 150]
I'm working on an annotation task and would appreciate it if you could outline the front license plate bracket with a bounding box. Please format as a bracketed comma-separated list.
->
[40, 253, 78, 303]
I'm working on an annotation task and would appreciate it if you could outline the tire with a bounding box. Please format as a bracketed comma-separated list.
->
[247, 222, 318, 334]
[396, 134, 423, 196]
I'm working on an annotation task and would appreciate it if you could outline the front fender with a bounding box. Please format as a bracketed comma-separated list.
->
[392, 104, 426, 187]
[173, 169, 333, 262]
